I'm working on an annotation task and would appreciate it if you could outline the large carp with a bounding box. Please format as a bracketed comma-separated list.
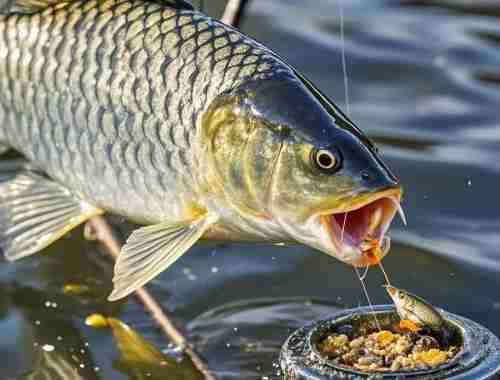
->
[0, 0, 402, 300]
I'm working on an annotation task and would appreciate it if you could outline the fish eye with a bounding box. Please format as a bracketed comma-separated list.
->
[311, 148, 340, 172]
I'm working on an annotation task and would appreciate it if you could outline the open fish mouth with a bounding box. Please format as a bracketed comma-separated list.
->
[320, 189, 404, 266]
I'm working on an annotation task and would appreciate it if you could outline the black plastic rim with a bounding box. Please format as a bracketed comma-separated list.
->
[280, 305, 500, 380]
[308, 309, 464, 377]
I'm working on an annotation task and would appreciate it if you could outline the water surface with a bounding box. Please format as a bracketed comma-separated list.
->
[2, 0, 500, 379]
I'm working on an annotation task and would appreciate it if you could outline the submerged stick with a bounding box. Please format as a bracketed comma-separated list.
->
[87, 216, 215, 380]
[85, 2, 251, 379]
[221, 0, 250, 26]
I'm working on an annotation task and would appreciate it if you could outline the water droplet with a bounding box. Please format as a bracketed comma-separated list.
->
[182, 267, 197, 281]
[42, 344, 55, 352]
[434, 55, 446, 67]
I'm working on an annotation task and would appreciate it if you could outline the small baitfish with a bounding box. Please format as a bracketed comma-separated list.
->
[0, 0, 403, 301]
[384, 285, 446, 332]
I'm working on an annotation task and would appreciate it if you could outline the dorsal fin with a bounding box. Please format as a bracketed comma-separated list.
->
[2, 0, 194, 14]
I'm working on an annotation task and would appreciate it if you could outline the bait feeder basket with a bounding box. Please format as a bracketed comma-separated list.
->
[280, 305, 500, 380]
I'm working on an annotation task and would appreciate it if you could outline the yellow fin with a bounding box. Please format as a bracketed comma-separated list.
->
[108, 212, 217, 301]
[0, 164, 103, 261]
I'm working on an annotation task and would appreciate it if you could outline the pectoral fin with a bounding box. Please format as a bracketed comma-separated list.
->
[109, 212, 217, 301]
[0, 165, 103, 261]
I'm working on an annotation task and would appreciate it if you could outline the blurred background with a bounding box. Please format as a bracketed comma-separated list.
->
[2, 0, 500, 379]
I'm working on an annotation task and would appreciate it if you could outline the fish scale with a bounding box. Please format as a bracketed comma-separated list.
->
[0, 0, 285, 223]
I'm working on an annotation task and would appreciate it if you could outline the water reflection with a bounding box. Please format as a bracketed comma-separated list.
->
[396, 0, 500, 18]
[188, 298, 342, 379]
[106, 317, 203, 380]
[2, 0, 500, 379]
[5, 285, 101, 380]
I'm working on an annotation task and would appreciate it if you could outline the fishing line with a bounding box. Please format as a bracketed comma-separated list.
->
[378, 237, 392, 285]
[378, 261, 391, 286]
[340, 212, 348, 242]
[355, 266, 382, 331]
[360, 265, 369, 281]
[338, 0, 350, 115]
[339, 0, 380, 331]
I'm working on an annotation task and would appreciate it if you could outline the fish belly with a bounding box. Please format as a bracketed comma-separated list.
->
[0, 0, 283, 223]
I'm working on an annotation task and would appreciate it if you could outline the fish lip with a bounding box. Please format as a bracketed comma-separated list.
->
[319, 187, 402, 266]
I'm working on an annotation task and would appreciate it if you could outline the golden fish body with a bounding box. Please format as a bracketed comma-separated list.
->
[0, 0, 283, 226]
[0, 0, 403, 300]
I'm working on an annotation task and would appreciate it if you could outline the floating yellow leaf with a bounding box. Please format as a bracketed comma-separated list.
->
[85, 313, 109, 328]
[63, 283, 91, 295]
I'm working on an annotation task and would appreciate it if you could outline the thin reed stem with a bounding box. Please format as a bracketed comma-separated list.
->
[87, 216, 216, 380]
[221, 0, 250, 27]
